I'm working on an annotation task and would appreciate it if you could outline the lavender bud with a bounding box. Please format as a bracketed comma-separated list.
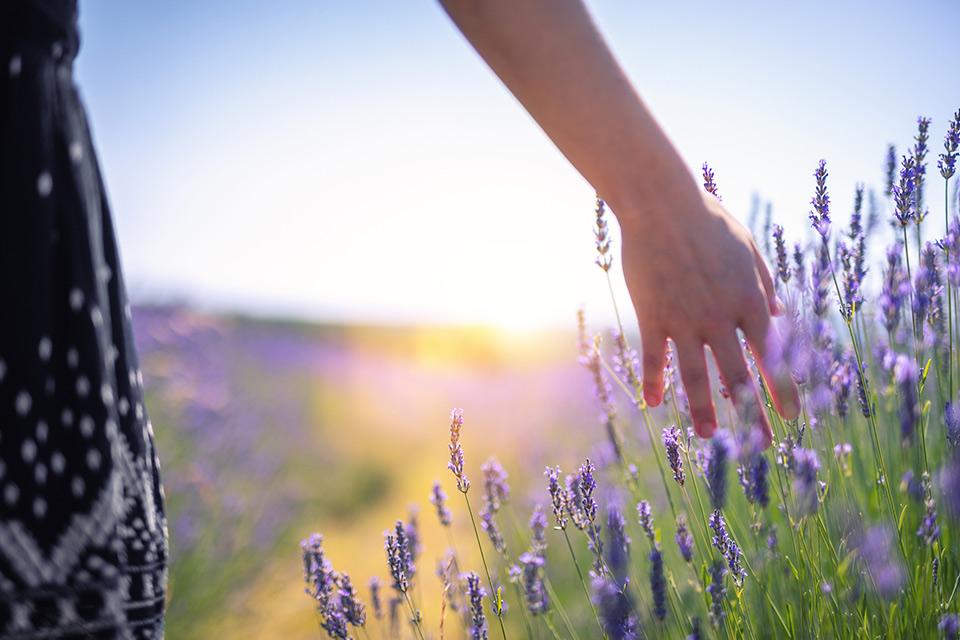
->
[702, 162, 721, 200]
[594, 195, 613, 272]
[649, 547, 667, 621]
[518, 552, 549, 616]
[940, 109, 960, 180]
[430, 481, 452, 527]
[663, 426, 686, 486]
[545, 466, 568, 529]
[447, 408, 470, 493]
[773, 224, 790, 285]
[637, 500, 655, 543]
[708, 510, 745, 586]
[464, 572, 489, 640]
[606, 502, 631, 580]
[707, 560, 726, 627]
[941, 614, 960, 640]
[809, 159, 831, 238]
[884, 144, 897, 198]
[592, 576, 637, 639]
[707, 430, 731, 510]
[338, 573, 367, 627]
[792, 448, 821, 515]
[675, 515, 694, 562]
[369, 577, 383, 620]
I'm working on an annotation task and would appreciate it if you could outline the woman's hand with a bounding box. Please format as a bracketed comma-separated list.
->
[616, 176, 801, 445]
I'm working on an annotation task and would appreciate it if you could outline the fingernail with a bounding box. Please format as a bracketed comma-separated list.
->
[698, 421, 717, 438]
[783, 398, 799, 420]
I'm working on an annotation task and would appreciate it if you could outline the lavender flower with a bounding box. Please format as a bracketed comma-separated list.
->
[430, 481, 452, 527]
[481, 458, 510, 509]
[637, 500, 655, 543]
[649, 547, 666, 621]
[592, 576, 637, 640]
[702, 162, 720, 199]
[302, 534, 350, 638]
[448, 408, 470, 493]
[707, 560, 726, 627]
[772, 224, 790, 285]
[338, 573, 367, 627]
[940, 613, 960, 640]
[947, 402, 960, 450]
[566, 474, 587, 530]
[606, 502, 631, 581]
[894, 354, 920, 442]
[675, 515, 694, 562]
[529, 504, 548, 554]
[893, 155, 918, 227]
[663, 426, 685, 486]
[829, 353, 853, 418]
[594, 195, 613, 272]
[406, 510, 421, 579]
[385, 522, 410, 594]
[880, 242, 908, 333]
[940, 109, 960, 180]
[738, 453, 770, 508]
[792, 448, 821, 515]
[613, 330, 641, 392]
[579, 459, 604, 573]
[708, 510, 745, 586]
[834, 442, 853, 476]
[465, 572, 488, 640]
[914, 116, 932, 218]
[707, 430, 731, 510]
[916, 472, 941, 546]
[885, 144, 897, 198]
[857, 372, 872, 419]
[809, 159, 831, 238]
[369, 577, 383, 620]
[793, 242, 806, 291]
[946, 217, 960, 287]
[517, 552, 549, 616]
[857, 526, 905, 599]
[689, 617, 704, 640]
[480, 505, 506, 554]
[545, 466, 568, 529]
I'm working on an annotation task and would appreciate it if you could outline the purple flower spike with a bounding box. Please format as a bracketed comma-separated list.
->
[946, 402, 960, 450]
[809, 159, 831, 238]
[592, 576, 637, 639]
[894, 354, 920, 443]
[885, 144, 898, 198]
[702, 162, 721, 200]
[663, 426, 686, 486]
[792, 448, 821, 515]
[448, 408, 470, 493]
[940, 109, 960, 180]
[430, 481, 452, 527]
[594, 195, 613, 272]
[940, 613, 960, 640]
[649, 547, 666, 621]
[578, 459, 604, 573]
[708, 510, 745, 586]
[545, 466, 568, 529]
[606, 502, 631, 581]
[707, 430, 732, 510]
[637, 500, 655, 543]
[518, 552, 549, 616]
[893, 155, 918, 227]
[675, 515, 694, 562]
[464, 572, 488, 640]
[772, 224, 790, 285]
[338, 573, 367, 627]
[857, 526, 905, 599]
[707, 560, 726, 627]
[369, 577, 383, 620]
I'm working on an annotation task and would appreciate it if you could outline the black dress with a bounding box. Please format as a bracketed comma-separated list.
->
[0, 1, 168, 637]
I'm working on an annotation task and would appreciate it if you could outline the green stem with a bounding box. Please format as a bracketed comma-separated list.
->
[462, 492, 509, 640]
[562, 528, 606, 639]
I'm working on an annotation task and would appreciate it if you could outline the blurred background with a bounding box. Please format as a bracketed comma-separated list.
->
[72, 0, 959, 636]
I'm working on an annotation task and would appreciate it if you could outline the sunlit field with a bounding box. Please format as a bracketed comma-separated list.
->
[134, 307, 600, 638]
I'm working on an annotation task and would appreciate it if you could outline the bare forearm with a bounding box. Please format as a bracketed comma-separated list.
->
[438, 0, 696, 218]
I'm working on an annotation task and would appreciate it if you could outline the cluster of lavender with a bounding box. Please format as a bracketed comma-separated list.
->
[300, 109, 960, 639]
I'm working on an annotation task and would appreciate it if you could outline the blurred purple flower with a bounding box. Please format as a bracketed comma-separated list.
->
[430, 481, 452, 527]
[856, 525, 905, 599]
[809, 159, 831, 238]
[792, 448, 821, 515]
[649, 547, 666, 621]
[592, 575, 637, 640]
[675, 515, 694, 562]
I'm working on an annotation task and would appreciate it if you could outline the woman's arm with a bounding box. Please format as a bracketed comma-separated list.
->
[440, 0, 799, 442]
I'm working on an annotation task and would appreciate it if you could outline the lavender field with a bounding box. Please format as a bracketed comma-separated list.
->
[132, 307, 601, 638]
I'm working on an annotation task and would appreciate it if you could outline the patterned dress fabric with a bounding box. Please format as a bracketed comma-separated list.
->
[0, 1, 168, 637]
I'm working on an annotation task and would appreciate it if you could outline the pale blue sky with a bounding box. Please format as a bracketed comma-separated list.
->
[75, 1, 960, 328]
